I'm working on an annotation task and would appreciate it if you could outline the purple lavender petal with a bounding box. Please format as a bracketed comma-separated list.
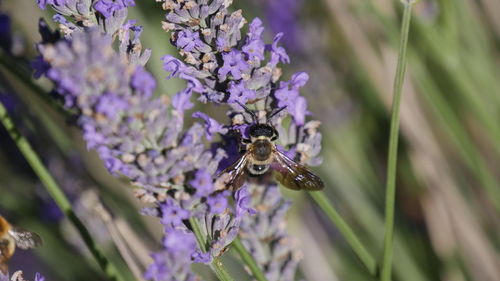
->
[207, 191, 230, 214]
[172, 89, 194, 114]
[176, 29, 205, 52]
[191, 251, 211, 263]
[37, 0, 67, 10]
[235, 185, 257, 217]
[95, 92, 129, 118]
[31, 55, 51, 79]
[161, 55, 186, 78]
[131, 66, 156, 97]
[94, 0, 135, 18]
[34, 273, 46, 281]
[160, 199, 190, 226]
[268, 32, 290, 66]
[243, 18, 266, 62]
[227, 81, 256, 104]
[189, 168, 214, 197]
[218, 50, 249, 81]
[288, 96, 308, 126]
[192, 112, 228, 139]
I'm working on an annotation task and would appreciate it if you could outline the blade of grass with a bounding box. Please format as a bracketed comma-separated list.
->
[380, 1, 414, 281]
[189, 217, 235, 281]
[0, 100, 128, 281]
[309, 191, 377, 276]
[365, 0, 500, 212]
[231, 237, 268, 281]
[322, 147, 427, 281]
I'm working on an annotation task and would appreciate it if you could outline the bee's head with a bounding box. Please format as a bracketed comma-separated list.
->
[248, 123, 278, 140]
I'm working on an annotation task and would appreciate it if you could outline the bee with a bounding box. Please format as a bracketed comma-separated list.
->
[220, 103, 324, 191]
[0, 215, 43, 275]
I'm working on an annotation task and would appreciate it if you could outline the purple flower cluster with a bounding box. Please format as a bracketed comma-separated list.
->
[158, 0, 324, 279]
[33, 4, 255, 280]
[34, 23, 215, 281]
[158, 0, 309, 125]
[35, 0, 323, 280]
[35, 27, 213, 189]
[158, 0, 321, 160]
[157, 0, 323, 162]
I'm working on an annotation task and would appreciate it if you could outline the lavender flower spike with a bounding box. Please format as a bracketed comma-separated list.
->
[158, 0, 315, 129]
[157, 1, 324, 280]
[34, 25, 210, 280]
[239, 185, 301, 281]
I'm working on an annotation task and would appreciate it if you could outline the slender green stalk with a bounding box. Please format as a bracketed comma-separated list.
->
[189, 218, 234, 281]
[0, 101, 127, 281]
[231, 237, 268, 281]
[309, 192, 377, 275]
[380, 2, 414, 281]
[189, 217, 208, 251]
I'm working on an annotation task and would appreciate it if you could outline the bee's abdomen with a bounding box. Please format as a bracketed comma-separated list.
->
[252, 140, 272, 161]
[247, 164, 270, 175]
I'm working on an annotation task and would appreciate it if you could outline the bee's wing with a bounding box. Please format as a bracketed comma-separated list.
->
[217, 153, 250, 191]
[271, 149, 324, 191]
[8, 226, 43, 250]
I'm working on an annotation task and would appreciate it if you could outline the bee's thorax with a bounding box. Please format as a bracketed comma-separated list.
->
[250, 139, 273, 161]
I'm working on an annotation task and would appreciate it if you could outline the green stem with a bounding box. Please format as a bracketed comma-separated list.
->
[380, 2, 414, 281]
[0, 101, 126, 281]
[189, 218, 234, 281]
[231, 237, 268, 281]
[309, 192, 377, 275]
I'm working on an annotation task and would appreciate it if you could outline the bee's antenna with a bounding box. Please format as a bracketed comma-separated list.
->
[267, 106, 287, 122]
[235, 101, 258, 123]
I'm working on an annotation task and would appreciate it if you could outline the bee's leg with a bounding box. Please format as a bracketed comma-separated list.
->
[239, 139, 250, 154]
[271, 127, 279, 141]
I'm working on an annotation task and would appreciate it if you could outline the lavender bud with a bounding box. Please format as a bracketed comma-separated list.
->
[239, 184, 301, 281]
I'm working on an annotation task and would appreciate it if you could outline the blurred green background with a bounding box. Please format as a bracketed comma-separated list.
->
[1, 0, 499, 280]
